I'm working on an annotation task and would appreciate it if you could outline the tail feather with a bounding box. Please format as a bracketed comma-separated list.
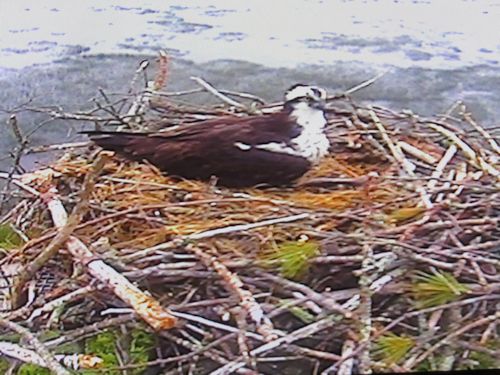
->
[81, 130, 149, 153]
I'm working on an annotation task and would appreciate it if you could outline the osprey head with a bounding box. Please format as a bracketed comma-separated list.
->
[284, 84, 327, 110]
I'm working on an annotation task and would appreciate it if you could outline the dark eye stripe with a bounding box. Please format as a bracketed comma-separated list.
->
[311, 88, 322, 97]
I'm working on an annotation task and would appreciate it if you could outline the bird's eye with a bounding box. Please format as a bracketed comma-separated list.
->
[311, 88, 326, 99]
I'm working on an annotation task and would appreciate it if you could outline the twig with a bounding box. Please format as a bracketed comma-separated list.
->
[28, 285, 96, 322]
[11, 153, 108, 307]
[406, 311, 500, 370]
[369, 109, 433, 208]
[124, 213, 310, 262]
[160, 331, 253, 374]
[0, 318, 71, 375]
[357, 243, 373, 374]
[232, 306, 257, 371]
[257, 271, 353, 318]
[343, 70, 389, 96]
[170, 311, 262, 341]
[26, 141, 91, 154]
[329, 295, 499, 372]
[23, 154, 178, 330]
[26, 106, 129, 122]
[427, 122, 499, 178]
[46, 212, 178, 330]
[153, 50, 169, 91]
[0, 115, 28, 214]
[426, 144, 457, 191]
[0, 172, 41, 197]
[398, 141, 438, 165]
[158, 87, 267, 104]
[209, 316, 339, 375]
[190, 76, 247, 109]
[186, 244, 276, 342]
[186, 213, 310, 241]
[0, 342, 103, 370]
[461, 107, 500, 154]
[333, 339, 356, 375]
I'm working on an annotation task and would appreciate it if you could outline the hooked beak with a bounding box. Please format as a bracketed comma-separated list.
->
[311, 98, 326, 110]
[306, 90, 326, 110]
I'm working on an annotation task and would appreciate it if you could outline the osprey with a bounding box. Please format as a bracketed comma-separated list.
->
[84, 84, 330, 187]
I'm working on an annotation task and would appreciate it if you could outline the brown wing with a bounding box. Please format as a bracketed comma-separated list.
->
[83, 112, 309, 186]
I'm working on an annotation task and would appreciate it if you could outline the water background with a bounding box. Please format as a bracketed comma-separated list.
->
[2, 0, 500, 69]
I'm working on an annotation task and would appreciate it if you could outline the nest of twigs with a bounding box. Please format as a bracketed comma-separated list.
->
[0, 55, 499, 374]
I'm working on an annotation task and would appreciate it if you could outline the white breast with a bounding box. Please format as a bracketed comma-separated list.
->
[289, 104, 330, 162]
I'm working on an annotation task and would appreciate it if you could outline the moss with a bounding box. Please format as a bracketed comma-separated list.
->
[464, 341, 500, 370]
[0, 224, 24, 250]
[17, 364, 51, 375]
[0, 359, 11, 373]
[82, 329, 155, 375]
[83, 330, 119, 374]
[129, 329, 156, 374]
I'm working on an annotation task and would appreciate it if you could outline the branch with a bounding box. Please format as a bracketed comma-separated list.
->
[187, 244, 276, 342]
[0, 318, 71, 375]
[0, 115, 28, 214]
[0, 342, 103, 371]
[44, 199, 178, 331]
[11, 152, 108, 307]
[190, 76, 247, 109]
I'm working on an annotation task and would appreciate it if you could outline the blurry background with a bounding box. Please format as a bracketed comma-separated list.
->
[1, 0, 500, 170]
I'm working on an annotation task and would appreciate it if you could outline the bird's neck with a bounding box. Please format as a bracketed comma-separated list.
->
[288, 102, 326, 133]
[287, 102, 330, 163]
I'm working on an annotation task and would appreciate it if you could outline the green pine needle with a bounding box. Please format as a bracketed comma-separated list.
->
[262, 239, 319, 279]
[277, 299, 316, 323]
[374, 333, 415, 364]
[0, 224, 24, 250]
[412, 269, 469, 308]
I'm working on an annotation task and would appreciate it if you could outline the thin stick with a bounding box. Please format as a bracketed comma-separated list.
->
[357, 243, 373, 374]
[28, 285, 96, 322]
[11, 153, 108, 307]
[427, 144, 457, 191]
[398, 141, 438, 165]
[427, 122, 499, 178]
[334, 339, 356, 375]
[407, 311, 500, 369]
[187, 244, 276, 342]
[370, 110, 433, 208]
[343, 70, 389, 96]
[0, 318, 71, 375]
[0, 115, 28, 214]
[190, 76, 247, 109]
[461, 107, 500, 154]
[257, 271, 353, 318]
[44, 206, 178, 330]
[187, 213, 310, 241]
[209, 316, 339, 375]
[0, 342, 103, 370]
[27, 141, 91, 154]
[125, 213, 310, 262]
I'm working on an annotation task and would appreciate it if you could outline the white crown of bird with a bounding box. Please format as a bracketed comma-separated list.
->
[285, 84, 327, 103]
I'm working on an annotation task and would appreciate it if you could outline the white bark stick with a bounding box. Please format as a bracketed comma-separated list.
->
[45, 194, 177, 331]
